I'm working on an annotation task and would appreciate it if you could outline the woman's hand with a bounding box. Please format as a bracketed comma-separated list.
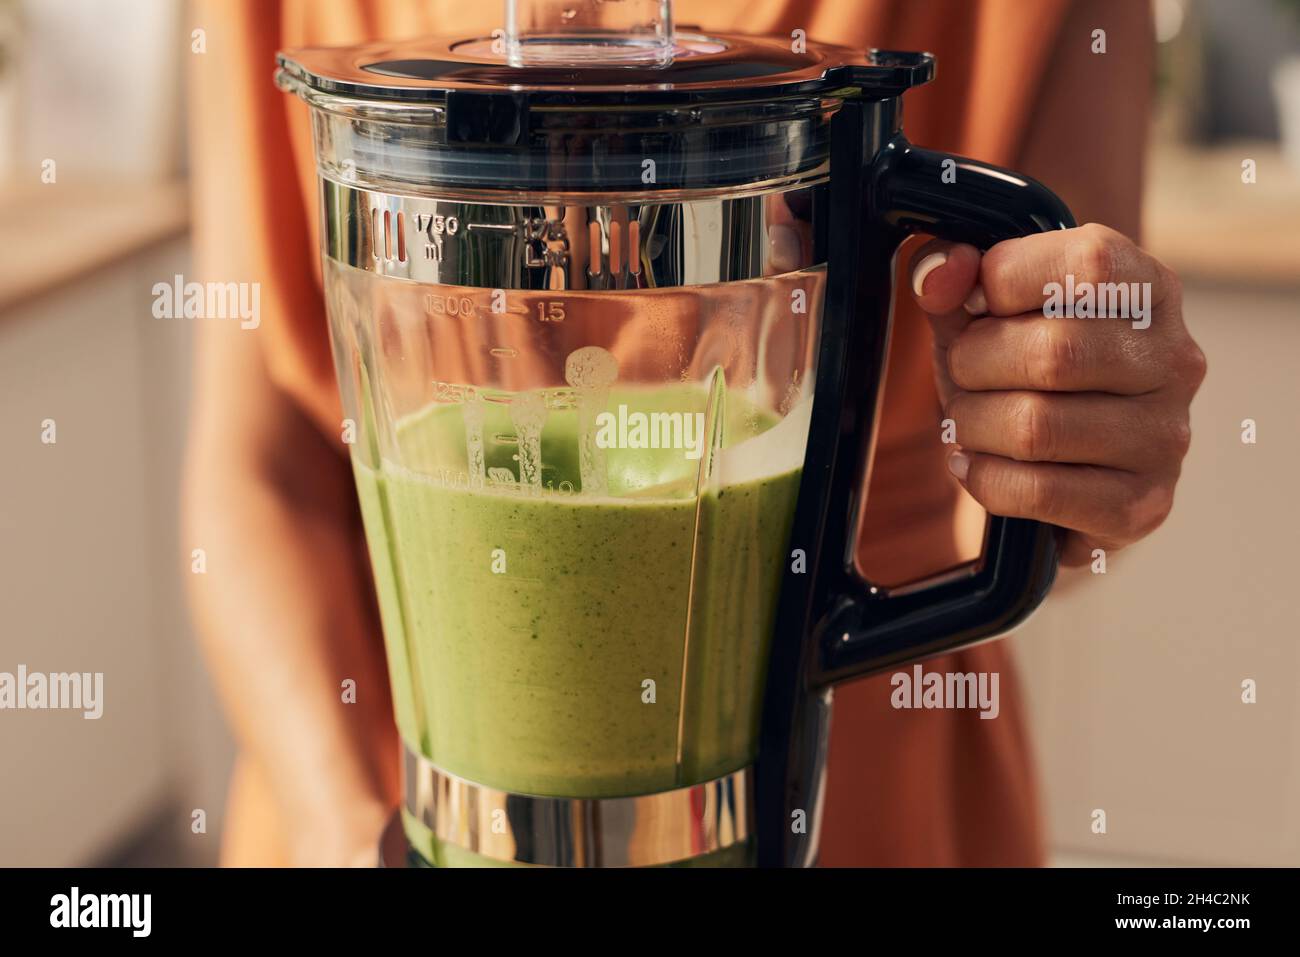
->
[909, 224, 1207, 567]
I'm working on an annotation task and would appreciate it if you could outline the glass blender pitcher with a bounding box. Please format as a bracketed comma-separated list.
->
[277, 0, 1072, 868]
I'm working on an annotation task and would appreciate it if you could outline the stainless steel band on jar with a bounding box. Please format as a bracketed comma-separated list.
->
[402, 745, 753, 867]
[321, 177, 826, 291]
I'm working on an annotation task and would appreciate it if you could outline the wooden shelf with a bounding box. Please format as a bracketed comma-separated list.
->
[0, 179, 189, 314]
[1143, 141, 1300, 288]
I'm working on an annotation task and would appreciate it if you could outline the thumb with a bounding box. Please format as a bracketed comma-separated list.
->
[908, 240, 984, 349]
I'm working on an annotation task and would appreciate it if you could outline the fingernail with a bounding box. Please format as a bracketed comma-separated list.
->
[947, 451, 971, 481]
[963, 285, 988, 315]
[911, 251, 948, 298]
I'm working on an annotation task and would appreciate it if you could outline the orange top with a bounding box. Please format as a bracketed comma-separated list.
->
[191, 0, 1070, 866]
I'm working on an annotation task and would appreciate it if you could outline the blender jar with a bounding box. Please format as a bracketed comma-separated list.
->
[278, 0, 1071, 868]
[279, 9, 838, 867]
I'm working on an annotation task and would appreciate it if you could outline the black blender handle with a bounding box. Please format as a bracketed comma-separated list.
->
[811, 134, 1076, 687]
[755, 105, 1078, 869]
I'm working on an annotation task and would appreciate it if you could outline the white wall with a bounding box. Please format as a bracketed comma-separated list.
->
[1016, 281, 1300, 866]
[0, 240, 233, 866]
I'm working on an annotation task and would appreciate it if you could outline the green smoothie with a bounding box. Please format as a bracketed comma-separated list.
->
[351, 384, 803, 860]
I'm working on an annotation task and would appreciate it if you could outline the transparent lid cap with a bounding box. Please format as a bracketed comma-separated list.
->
[505, 0, 676, 67]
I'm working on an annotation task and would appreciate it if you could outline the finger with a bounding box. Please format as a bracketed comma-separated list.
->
[945, 390, 1191, 472]
[980, 223, 1174, 320]
[947, 451, 1174, 546]
[909, 240, 982, 332]
[948, 314, 1166, 394]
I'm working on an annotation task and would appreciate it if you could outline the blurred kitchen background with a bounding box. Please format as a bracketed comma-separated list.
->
[0, 0, 1297, 866]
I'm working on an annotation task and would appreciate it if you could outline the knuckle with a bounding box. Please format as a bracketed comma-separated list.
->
[1026, 322, 1080, 390]
[1009, 393, 1055, 461]
[1116, 481, 1146, 531]
[980, 243, 1015, 296]
[1182, 338, 1208, 388]
[1067, 223, 1121, 288]
[1120, 478, 1174, 537]
[1165, 415, 1193, 460]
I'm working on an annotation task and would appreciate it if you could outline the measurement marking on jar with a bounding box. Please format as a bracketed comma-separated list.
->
[413, 213, 460, 236]
[536, 301, 566, 323]
[490, 347, 519, 359]
[425, 294, 475, 318]
[431, 380, 477, 403]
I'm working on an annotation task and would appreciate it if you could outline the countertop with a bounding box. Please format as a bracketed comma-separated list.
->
[1142, 140, 1300, 288]
[0, 179, 189, 314]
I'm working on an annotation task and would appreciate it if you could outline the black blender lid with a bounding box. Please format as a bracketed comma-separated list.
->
[276, 32, 934, 108]
[276, 31, 934, 190]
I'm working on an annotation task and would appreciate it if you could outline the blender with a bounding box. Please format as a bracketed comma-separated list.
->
[276, 0, 1072, 867]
